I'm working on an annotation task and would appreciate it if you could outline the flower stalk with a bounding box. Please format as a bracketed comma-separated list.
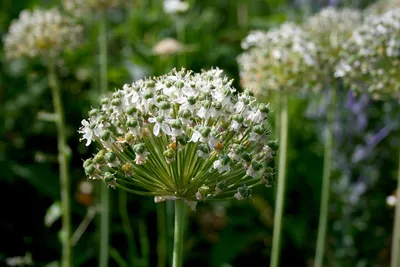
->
[314, 88, 336, 267]
[172, 199, 185, 267]
[157, 203, 167, 267]
[48, 60, 72, 267]
[98, 12, 110, 267]
[391, 149, 400, 267]
[270, 94, 288, 267]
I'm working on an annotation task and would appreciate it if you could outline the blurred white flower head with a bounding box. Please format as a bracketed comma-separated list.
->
[163, 0, 189, 14]
[4, 8, 82, 59]
[153, 38, 185, 56]
[335, 9, 400, 100]
[304, 7, 363, 67]
[238, 23, 322, 96]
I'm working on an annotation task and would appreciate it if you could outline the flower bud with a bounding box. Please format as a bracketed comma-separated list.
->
[105, 152, 117, 162]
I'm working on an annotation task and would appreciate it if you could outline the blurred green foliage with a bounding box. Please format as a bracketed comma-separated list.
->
[0, 0, 398, 266]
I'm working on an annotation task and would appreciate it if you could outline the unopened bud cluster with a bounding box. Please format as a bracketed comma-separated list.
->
[237, 23, 321, 96]
[4, 8, 82, 59]
[304, 8, 363, 67]
[335, 9, 400, 100]
[79, 68, 276, 204]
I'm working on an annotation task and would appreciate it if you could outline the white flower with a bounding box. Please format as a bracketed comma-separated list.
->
[387, 195, 397, 207]
[135, 153, 149, 165]
[148, 117, 171, 136]
[213, 159, 231, 174]
[163, 0, 189, 14]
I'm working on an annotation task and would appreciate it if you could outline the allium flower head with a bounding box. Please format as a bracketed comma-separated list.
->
[4, 8, 82, 59]
[79, 68, 276, 206]
[238, 23, 322, 96]
[365, 0, 400, 15]
[335, 9, 400, 100]
[304, 8, 362, 67]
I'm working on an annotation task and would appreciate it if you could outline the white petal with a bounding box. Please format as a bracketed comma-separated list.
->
[154, 124, 160, 136]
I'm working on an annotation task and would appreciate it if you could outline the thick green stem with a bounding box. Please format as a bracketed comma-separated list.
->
[48, 62, 72, 267]
[99, 13, 110, 267]
[118, 191, 138, 265]
[391, 149, 400, 267]
[314, 89, 336, 267]
[172, 200, 185, 267]
[157, 203, 167, 267]
[270, 94, 288, 267]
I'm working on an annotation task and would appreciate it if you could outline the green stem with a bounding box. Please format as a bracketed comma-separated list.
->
[48, 61, 72, 267]
[270, 94, 288, 267]
[314, 89, 336, 267]
[118, 191, 138, 265]
[139, 219, 150, 267]
[99, 12, 110, 267]
[157, 203, 167, 267]
[172, 200, 185, 267]
[391, 149, 400, 267]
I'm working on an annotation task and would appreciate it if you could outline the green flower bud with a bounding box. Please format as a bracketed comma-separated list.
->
[241, 152, 252, 162]
[94, 153, 104, 163]
[268, 140, 279, 151]
[233, 114, 244, 123]
[125, 133, 133, 142]
[198, 144, 210, 154]
[251, 161, 263, 171]
[133, 143, 145, 154]
[127, 119, 139, 128]
[112, 91, 122, 99]
[176, 81, 184, 88]
[100, 98, 109, 105]
[198, 184, 210, 195]
[177, 135, 189, 145]
[156, 116, 164, 123]
[200, 127, 211, 137]
[101, 130, 111, 141]
[171, 119, 182, 129]
[202, 100, 211, 108]
[160, 101, 171, 110]
[259, 104, 269, 114]
[83, 158, 93, 168]
[144, 91, 154, 99]
[89, 109, 99, 116]
[216, 180, 228, 192]
[111, 99, 121, 106]
[163, 148, 175, 159]
[147, 80, 156, 88]
[219, 155, 230, 165]
[126, 106, 137, 115]
[85, 164, 95, 175]
[237, 185, 251, 199]
[212, 101, 222, 110]
[188, 96, 196, 105]
[156, 95, 168, 103]
[104, 172, 115, 183]
[180, 110, 191, 119]
[253, 125, 265, 135]
[105, 152, 117, 162]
